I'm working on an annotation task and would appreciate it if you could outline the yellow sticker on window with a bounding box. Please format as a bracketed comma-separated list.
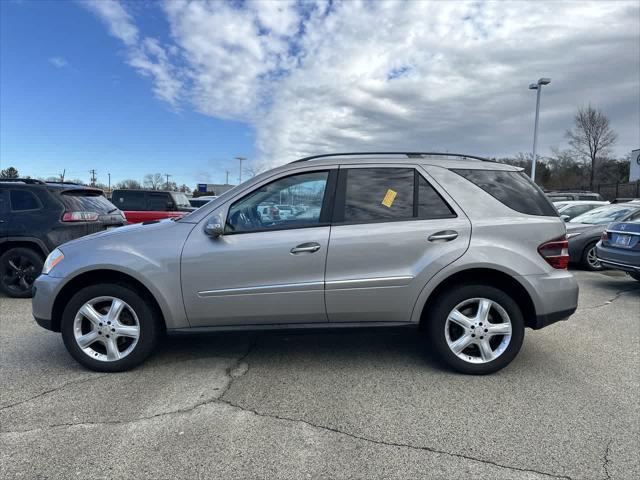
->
[381, 189, 397, 208]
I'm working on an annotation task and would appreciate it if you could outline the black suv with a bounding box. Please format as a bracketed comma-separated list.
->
[0, 179, 126, 297]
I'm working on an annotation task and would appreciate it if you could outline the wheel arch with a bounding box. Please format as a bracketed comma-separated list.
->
[0, 238, 47, 259]
[416, 268, 537, 329]
[50, 269, 167, 333]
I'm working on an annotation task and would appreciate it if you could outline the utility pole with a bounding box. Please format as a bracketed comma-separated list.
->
[89, 169, 97, 186]
[225, 170, 230, 185]
[235, 156, 246, 184]
[108, 173, 111, 194]
[165, 173, 172, 190]
[60, 169, 65, 183]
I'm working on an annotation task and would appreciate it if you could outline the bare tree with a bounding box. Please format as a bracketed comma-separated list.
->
[243, 162, 269, 179]
[143, 173, 164, 190]
[115, 179, 142, 189]
[565, 104, 617, 190]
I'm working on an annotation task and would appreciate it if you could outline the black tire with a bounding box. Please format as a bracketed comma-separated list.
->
[61, 283, 161, 372]
[628, 272, 640, 282]
[581, 241, 604, 271]
[426, 284, 525, 375]
[0, 247, 43, 298]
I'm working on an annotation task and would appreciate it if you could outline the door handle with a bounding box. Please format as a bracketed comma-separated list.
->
[290, 242, 321, 254]
[428, 231, 458, 242]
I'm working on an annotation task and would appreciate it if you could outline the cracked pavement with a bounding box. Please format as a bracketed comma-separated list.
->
[1, 270, 638, 479]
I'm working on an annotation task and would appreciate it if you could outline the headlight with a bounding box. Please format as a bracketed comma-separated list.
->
[42, 249, 64, 275]
[566, 232, 582, 239]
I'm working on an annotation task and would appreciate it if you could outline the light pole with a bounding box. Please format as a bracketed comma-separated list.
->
[528, 77, 551, 182]
[235, 156, 246, 184]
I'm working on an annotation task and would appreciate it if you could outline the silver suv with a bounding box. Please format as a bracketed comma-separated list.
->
[32, 153, 578, 374]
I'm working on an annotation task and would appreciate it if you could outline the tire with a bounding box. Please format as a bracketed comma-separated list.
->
[0, 247, 43, 298]
[61, 283, 161, 372]
[426, 284, 525, 375]
[628, 272, 640, 282]
[581, 241, 604, 271]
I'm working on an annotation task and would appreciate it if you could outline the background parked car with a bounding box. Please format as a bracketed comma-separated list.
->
[553, 200, 609, 221]
[566, 202, 640, 271]
[111, 189, 196, 223]
[546, 191, 604, 202]
[0, 179, 126, 297]
[188, 195, 218, 208]
[596, 219, 640, 281]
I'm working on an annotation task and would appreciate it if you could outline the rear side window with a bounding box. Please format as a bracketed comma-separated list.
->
[113, 191, 145, 210]
[60, 191, 117, 214]
[335, 168, 455, 223]
[148, 192, 170, 210]
[452, 169, 557, 216]
[10, 190, 41, 211]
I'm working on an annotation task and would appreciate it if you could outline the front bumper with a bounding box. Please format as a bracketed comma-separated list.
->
[31, 274, 66, 332]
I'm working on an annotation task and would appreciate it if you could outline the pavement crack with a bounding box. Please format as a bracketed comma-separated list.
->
[577, 287, 640, 312]
[0, 375, 106, 411]
[602, 439, 612, 480]
[216, 398, 573, 480]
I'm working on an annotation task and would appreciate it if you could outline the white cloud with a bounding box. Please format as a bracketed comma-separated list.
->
[48, 56, 68, 68]
[85, 0, 640, 164]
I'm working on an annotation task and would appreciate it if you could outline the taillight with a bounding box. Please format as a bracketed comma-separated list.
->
[62, 211, 99, 222]
[538, 235, 569, 269]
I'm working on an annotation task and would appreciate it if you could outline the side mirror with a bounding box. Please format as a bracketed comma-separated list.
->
[561, 215, 570, 222]
[204, 214, 225, 237]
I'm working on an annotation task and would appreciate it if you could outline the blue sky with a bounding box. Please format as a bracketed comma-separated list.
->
[1, 1, 638, 188]
[0, 0, 254, 187]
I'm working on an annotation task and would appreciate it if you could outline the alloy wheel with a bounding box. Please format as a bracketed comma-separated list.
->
[2, 255, 38, 295]
[586, 246, 602, 270]
[444, 298, 512, 364]
[73, 296, 140, 362]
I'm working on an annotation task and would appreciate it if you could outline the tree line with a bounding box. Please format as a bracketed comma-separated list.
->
[1, 105, 634, 193]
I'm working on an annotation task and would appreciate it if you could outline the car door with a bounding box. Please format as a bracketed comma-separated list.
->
[325, 165, 471, 323]
[181, 168, 337, 327]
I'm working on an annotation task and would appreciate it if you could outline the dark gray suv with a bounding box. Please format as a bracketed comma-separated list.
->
[32, 153, 578, 374]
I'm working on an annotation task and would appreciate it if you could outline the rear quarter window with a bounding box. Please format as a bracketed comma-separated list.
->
[113, 191, 145, 210]
[452, 169, 557, 217]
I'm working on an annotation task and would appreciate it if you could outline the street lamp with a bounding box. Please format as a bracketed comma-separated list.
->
[528, 77, 551, 182]
[235, 156, 246, 184]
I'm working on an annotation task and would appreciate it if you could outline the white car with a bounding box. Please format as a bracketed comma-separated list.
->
[553, 200, 609, 221]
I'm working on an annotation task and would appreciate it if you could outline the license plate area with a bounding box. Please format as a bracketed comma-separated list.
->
[613, 234, 632, 247]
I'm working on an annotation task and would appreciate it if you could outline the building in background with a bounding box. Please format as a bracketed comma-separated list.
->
[196, 183, 235, 196]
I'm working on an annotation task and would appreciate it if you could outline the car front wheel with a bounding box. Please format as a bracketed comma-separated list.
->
[61, 283, 161, 372]
[426, 284, 525, 375]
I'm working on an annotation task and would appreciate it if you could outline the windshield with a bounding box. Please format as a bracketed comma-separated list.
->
[570, 205, 638, 225]
[172, 192, 191, 208]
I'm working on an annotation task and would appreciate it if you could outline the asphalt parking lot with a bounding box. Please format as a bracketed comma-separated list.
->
[1, 270, 638, 480]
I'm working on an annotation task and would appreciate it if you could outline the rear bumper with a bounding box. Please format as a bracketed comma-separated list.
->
[595, 244, 640, 273]
[517, 269, 579, 330]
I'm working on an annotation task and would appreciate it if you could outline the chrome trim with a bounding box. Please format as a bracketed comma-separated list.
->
[597, 258, 640, 272]
[325, 275, 413, 290]
[197, 281, 324, 297]
[606, 230, 640, 236]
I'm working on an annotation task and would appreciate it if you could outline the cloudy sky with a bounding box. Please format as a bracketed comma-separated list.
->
[1, 0, 638, 186]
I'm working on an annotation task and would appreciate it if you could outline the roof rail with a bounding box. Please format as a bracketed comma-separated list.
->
[290, 152, 492, 164]
[0, 178, 46, 185]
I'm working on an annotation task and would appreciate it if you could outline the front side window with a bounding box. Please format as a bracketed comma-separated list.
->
[336, 168, 454, 224]
[226, 171, 329, 233]
[147, 193, 170, 211]
[10, 190, 41, 211]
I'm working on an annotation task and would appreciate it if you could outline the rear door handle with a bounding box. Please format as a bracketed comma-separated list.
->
[428, 231, 458, 242]
[291, 242, 321, 254]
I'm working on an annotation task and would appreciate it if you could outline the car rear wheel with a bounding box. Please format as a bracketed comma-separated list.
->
[426, 284, 525, 375]
[0, 247, 43, 298]
[581, 242, 604, 271]
[61, 283, 161, 372]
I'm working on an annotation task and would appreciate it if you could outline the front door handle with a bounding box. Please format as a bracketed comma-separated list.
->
[291, 242, 321, 254]
[428, 231, 458, 242]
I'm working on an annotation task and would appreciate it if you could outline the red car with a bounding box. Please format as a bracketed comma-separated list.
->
[110, 189, 196, 223]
